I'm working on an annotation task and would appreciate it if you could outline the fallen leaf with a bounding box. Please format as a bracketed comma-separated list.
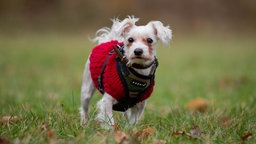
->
[38, 121, 56, 140]
[172, 130, 185, 136]
[114, 130, 129, 144]
[241, 132, 252, 141]
[133, 130, 143, 138]
[0, 136, 11, 144]
[134, 126, 155, 141]
[143, 127, 155, 136]
[187, 98, 209, 112]
[219, 76, 249, 90]
[112, 124, 119, 130]
[172, 126, 204, 140]
[2, 116, 19, 124]
[38, 121, 49, 131]
[220, 116, 231, 126]
[189, 125, 202, 137]
[219, 77, 231, 90]
[47, 130, 56, 139]
[172, 130, 192, 138]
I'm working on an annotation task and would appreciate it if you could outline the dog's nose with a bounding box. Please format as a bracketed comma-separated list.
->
[134, 48, 143, 56]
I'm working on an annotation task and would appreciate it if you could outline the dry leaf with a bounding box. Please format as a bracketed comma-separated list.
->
[172, 126, 203, 140]
[2, 116, 19, 124]
[38, 121, 49, 131]
[143, 127, 155, 136]
[220, 116, 231, 126]
[187, 98, 209, 112]
[0, 136, 11, 144]
[38, 121, 56, 140]
[241, 132, 252, 141]
[172, 130, 185, 136]
[134, 127, 155, 141]
[133, 130, 143, 138]
[47, 130, 56, 139]
[114, 130, 129, 144]
[172, 130, 192, 138]
[112, 124, 119, 130]
[189, 125, 202, 137]
[219, 76, 248, 90]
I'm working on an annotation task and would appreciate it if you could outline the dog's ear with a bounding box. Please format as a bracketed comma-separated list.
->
[113, 16, 139, 36]
[148, 21, 172, 44]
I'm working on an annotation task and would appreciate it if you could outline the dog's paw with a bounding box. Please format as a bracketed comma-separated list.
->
[80, 108, 88, 127]
[80, 115, 88, 127]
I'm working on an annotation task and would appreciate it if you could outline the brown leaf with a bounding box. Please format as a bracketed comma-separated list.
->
[112, 124, 119, 130]
[219, 77, 231, 90]
[38, 121, 56, 140]
[187, 98, 209, 112]
[0, 136, 11, 144]
[172, 126, 203, 140]
[143, 127, 155, 136]
[2, 116, 20, 124]
[241, 132, 252, 141]
[133, 130, 143, 138]
[114, 130, 129, 144]
[38, 121, 49, 131]
[220, 116, 231, 126]
[134, 127, 155, 141]
[189, 125, 202, 137]
[47, 130, 56, 139]
[172, 130, 185, 136]
[172, 130, 192, 138]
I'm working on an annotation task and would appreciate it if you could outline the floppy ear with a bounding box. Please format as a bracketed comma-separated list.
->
[113, 16, 139, 36]
[148, 21, 172, 44]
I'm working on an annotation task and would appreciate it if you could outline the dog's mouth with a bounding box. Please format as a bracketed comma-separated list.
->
[129, 56, 154, 66]
[134, 56, 143, 59]
[131, 55, 151, 61]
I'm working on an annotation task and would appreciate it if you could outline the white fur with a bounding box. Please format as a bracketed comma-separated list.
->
[80, 16, 172, 129]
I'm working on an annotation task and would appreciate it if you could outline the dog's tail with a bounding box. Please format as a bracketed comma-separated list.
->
[92, 16, 139, 44]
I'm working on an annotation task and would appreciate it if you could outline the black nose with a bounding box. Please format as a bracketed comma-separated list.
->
[134, 48, 143, 56]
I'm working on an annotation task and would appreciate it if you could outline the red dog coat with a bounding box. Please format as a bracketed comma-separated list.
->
[89, 41, 155, 109]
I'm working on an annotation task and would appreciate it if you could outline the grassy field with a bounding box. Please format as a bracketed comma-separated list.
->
[0, 33, 256, 143]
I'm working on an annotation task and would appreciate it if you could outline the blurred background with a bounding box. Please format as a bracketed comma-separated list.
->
[0, 0, 256, 113]
[0, 0, 256, 35]
[1, 2, 256, 142]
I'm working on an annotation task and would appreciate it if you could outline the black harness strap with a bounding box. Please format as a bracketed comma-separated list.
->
[97, 50, 114, 94]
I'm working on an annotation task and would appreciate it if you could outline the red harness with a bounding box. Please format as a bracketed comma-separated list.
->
[89, 41, 155, 111]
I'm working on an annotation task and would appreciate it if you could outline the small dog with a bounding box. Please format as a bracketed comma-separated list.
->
[80, 16, 172, 129]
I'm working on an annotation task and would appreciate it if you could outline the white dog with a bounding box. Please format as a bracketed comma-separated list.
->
[80, 16, 172, 129]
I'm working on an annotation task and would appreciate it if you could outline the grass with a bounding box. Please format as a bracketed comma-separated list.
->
[0, 33, 256, 143]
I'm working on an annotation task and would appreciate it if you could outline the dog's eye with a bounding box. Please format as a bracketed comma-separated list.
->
[128, 37, 134, 43]
[146, 38, 153, 44]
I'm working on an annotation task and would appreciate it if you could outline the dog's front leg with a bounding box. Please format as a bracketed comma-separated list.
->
[125, 100, 147, 125]
[80, 59, 95, 126]
[95, 93, 115, 129]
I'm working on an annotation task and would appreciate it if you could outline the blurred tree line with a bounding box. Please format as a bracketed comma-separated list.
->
[0, 0, 255, 33]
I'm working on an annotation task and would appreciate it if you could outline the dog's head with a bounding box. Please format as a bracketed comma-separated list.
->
[114, 17, 172, 66]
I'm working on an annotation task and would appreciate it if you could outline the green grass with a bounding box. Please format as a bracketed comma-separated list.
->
[0, 33, 256, 143]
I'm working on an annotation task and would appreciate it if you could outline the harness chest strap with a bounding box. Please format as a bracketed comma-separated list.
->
[112, 58, 157, 111]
